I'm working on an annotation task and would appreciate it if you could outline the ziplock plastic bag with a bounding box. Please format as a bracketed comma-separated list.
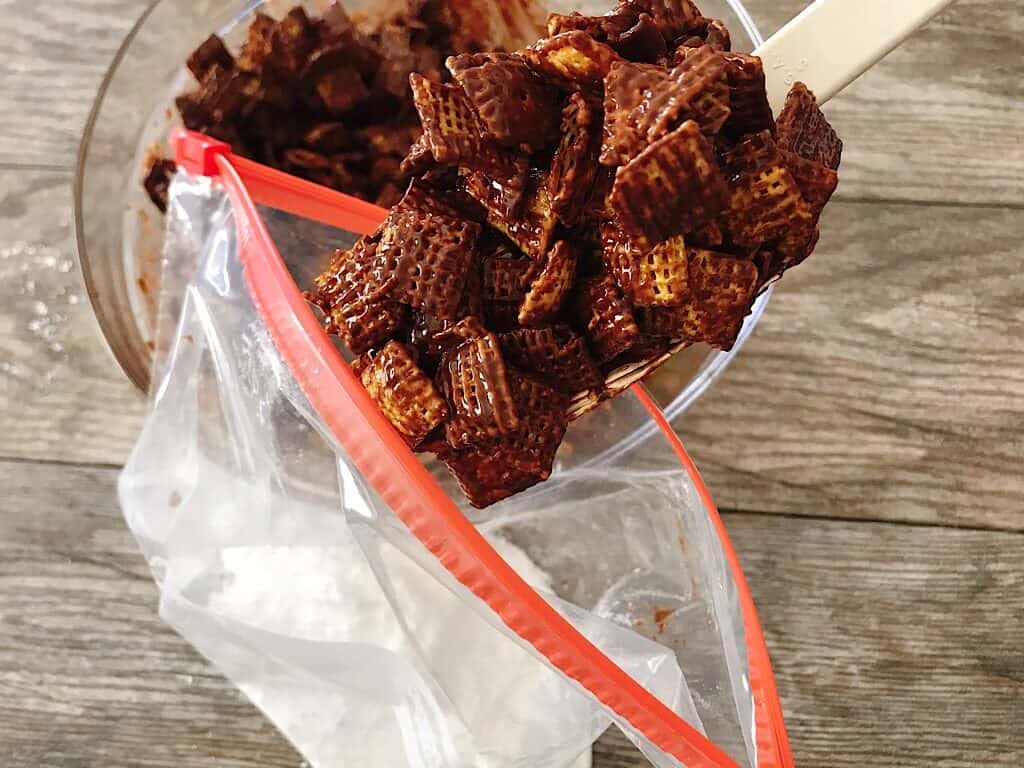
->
[118, 131, 792, 768]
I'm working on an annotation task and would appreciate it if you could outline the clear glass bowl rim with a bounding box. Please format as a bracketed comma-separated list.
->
[73, 0, 770, 447]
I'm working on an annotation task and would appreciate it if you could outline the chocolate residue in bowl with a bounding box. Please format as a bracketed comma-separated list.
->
[144, 0, 546, 210]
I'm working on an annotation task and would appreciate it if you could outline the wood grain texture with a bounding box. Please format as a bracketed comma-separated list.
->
[0, 0, 1021, 206]
[1, 0, 1022, 765]
[737, 512, 1024, 768]
[0, 169, 146, 466]
[5, 164, 1020, 531]
[0, 0, 153, 169]
[2, 461, 1021, 767]
[0, 460, 302, 767]
[756, 0, 1024, 206]
[671, 199, 1024, 532]
[597, 513, 1024, 768]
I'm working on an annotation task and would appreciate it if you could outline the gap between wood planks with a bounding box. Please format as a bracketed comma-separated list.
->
[3, 454, 1019, 536]
[721, 508, 1024, 536]
[0, 162, 68, 173]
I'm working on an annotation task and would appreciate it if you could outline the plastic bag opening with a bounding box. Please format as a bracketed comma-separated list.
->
[119, 134, 792, 768]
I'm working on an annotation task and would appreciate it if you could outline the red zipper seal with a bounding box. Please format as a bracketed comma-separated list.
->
[172, 128, 792, 768]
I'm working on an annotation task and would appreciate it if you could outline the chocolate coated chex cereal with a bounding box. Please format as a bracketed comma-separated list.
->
[636, 305, 685, 338]
[602, 49, 728, 166]
[441, 333, 520, 448]
[547, 6, 666, 62]
[448, 53, 562, 149]
[519, 241, 579, 326]
[399, 179, 465, 219]
[360, 341, 449, 446]
[775, 82, 843, 170]
[311, 237, 405, 355]
[461, 152, 531, 221]
[780, 149, 839, 212]
[721, 52, 774, 138]
[283, 148, 330, 172]
[525, 31, 622, 88]
[311, 234, 386, 307]
[777, 221, 821, 270]
[437, 408, 567, 508]
[641, 0, 703, 39]
[610, 229, 691, 308]
[303, 122, 350, 154]
[755, 221, 821, 288]
[411, 315, 487, 365]
[601, 61, 671, 166]
[378, 203, 480, 319]
[549, 93, 601, 227]
[610, 120, 727, 249]
[187, 35, 234, 80]
[293, 0, 845, 509]
[579, 165, 617, 231]
[639, 300, 747, 349]
[435, 435, 542, 507]
[602, 219, 638, 293]
[299, 39, 370, 84]
[409, 73, 484, 166]
[614, 13, 668, 62]
[690, 246, 757, 308]
[547, 11, 604, 38]
[499, 326, 604, 394]
[482, 244, 534, 300]
[400, 134, 436, 176]
[690, 220, 724, 248]
[639, 247, 757, 348]
[546, 5, 639, 41]
[371, 22, 440, 100]
[439, 372, 569, 508]
[485, 171, 559, 260]
[193, 65, 257, 123]
[270, 8, 316, 79]
[573, 272, 642, 363]
[460, 252, 485, 320]
[511, 371, 571, 418]
[236, 13, 276, 72]
[723, 130, 815, 247]
[698, 17, 732, 51]
[444, 51, 489, 78]
[669, 46, 731, 137]
[316, 66, 371, 115]
[482, 243, 535, 330]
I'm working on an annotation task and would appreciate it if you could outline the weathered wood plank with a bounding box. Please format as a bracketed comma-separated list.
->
[597, 513, 1024, 768]
[2, 461, 1021, 767]
[0, 460, 302, 767]
[8, 164, 1024, 532]
[1, 0, 1020, 205]
[731, 512, 1023, 768]
[756, 0, 1024, 206]
[672, 200, 1024, 532]
[6, 162, 1020, 530]
[0, 0, 152, 169]
[0, 169, 146, 466]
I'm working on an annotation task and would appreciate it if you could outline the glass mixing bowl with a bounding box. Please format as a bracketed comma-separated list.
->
[74, 0, 768, 420]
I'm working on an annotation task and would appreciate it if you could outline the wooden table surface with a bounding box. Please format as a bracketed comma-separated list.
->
[1, 1, 1021, 766]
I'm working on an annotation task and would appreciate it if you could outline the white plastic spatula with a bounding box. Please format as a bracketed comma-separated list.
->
[754, 0, 956, 111]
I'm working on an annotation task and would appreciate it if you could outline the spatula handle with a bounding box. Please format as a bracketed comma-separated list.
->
[753, 0, 956, 111]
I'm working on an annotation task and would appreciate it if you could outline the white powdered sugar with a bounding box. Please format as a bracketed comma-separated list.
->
[206, 527, 594, 768]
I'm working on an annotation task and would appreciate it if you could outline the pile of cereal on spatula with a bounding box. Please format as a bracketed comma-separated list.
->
[310, 0, 842, 508]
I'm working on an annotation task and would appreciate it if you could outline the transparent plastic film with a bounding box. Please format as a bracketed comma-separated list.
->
[118, 134, 792, 768]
